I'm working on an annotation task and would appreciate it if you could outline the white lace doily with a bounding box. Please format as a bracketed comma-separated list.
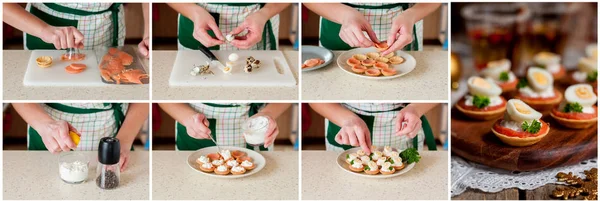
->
[451, 155, 597, 197]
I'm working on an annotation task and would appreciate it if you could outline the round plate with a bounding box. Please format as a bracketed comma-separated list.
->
[336, 147, 415, 178]
[302, 45, 334, 72]
[337, 47, 416, 80]
[187, 146, 266, 178]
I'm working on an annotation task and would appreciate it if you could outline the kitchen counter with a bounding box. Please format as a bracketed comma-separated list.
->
[3, 151, 149, 200]
[302, 51, 448, 100]
[152, 51, 299, 100]
[152, 151, 298, 200]
[3, 48, 149, 100]
[302, 151, 448, 200]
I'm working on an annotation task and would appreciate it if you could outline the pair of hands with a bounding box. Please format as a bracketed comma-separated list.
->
[339, 10, 416, 56]
[39, 26, 150, 59]
[335, 106, 422, 154]
[37, 120, 130, 172]
[182, 113, 279, 148]
[192, 8, 268, 49]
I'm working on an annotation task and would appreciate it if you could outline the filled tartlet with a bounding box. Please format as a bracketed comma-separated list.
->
[550, 84, 598, 129]
[567, 55, 597, 86]
[532, 52, 566, 79]
[380, 162, 396, 175]
[456, 76, 507, 120]
[345, 146, 409, 175]
[481, 59, 518, 92]
[196, 149, 256, 175]
[515, 68, 563, 110]
[492, 99, 550, 147]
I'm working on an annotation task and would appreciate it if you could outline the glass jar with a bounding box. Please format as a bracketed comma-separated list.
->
[96, 137, 120, 189]
[242, 115, 270, 148]
[58, 152, 89, 184]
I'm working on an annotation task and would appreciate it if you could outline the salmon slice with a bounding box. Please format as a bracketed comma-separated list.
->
[65, 65, 84, 74]
[69, 63, 87, 70]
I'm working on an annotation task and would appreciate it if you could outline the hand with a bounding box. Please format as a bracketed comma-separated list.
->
[335, 117, 372, 154]
[181, 113, 211, 139]
[339, 10, 379, 48]
[137, 36, 149, 59]
[191, 7, 225, 47]
[253, 113, 279, 148]
[39, 26, 84, 50]
[119, 148, 130, 172]
[230, 11, 269, 49]
[36, 120, 79, 154]
[395, 106, 422, 139]
[381, 13, 416, 56]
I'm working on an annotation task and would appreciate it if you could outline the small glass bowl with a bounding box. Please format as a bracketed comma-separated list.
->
[58, 152, 89, 184]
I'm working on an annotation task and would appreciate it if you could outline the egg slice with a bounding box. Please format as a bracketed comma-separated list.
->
[482, 59, 511, 79]
[526, 68, 553, 91]
[577, 57, 597, 73]
[565, 84, 597, 106]
[586, 44, 597, 60]
[467, 76, 502, 97]
[533, 52, 560, 66]
[506, 99, 542, 122]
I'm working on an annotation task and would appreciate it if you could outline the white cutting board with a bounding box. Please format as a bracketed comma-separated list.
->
[169, 50, 296, 87]
[24, 50, 103, 86]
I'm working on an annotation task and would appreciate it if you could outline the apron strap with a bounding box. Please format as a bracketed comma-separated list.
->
[343, 3, 409, 10]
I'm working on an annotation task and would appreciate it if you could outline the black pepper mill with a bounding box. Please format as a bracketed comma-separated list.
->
[96, 137, 120, 189]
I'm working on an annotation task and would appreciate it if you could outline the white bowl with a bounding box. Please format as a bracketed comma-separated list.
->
[187, 146, 266, 179]
[337, 47, 416, 80]
[336, 147, 415, 178]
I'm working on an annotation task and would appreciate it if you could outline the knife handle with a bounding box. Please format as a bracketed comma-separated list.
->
[198, 45, 219, 61]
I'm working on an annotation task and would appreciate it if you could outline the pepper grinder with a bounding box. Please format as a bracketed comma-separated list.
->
[96, 137, 120, 189]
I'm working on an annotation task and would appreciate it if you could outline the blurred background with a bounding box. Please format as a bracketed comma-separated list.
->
[151, 3, 299, 51]
[301, 3, 448, 51]
[302, 103, 448, 151]
[152, 103, 299, 151]
[2, 3, 147, 50]
[450, 2, 597, 104]
[2, 103, 150, 150]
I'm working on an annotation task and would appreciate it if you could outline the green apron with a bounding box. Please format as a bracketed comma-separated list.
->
[26, 3, 121, 49]
[28, 103, 125, 150]
[326, 106, 437, 151]
[320, 3, 419, 51]
[178, 3, 277, 50]
[176, 103, 268, 151]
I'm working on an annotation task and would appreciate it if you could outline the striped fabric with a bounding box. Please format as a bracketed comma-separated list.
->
[24, 3, 126, 50]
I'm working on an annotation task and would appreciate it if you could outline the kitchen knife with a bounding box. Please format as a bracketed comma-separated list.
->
[198, 45, 225, 70]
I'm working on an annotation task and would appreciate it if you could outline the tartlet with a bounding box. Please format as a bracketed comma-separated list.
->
[550, 84, 598, 129]
[456, 76, 507, 120]
[532, 52, 566, 79]
[491, 99, 550, 147]
[481, 59, 518, 92]
[515, 68, 563, 111]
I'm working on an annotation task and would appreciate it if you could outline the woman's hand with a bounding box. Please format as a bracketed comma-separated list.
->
[252, 113, 279, 148]
[229, 11, 269, 49]
[381, 13, 416, 56]
[181, 113, 211, 139]
[339, 9, 379, 48]
[36, 120, 79, 154]
[395, 105, 422, 139]
[119, 148, 130, 172]
[336, 116, 372, 154]
[39, 26, 84, 50]
[191, 7, 225, 47]
[137, 36, 149, 59]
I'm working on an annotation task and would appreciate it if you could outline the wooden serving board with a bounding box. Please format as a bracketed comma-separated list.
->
[451, 105, 597, 171]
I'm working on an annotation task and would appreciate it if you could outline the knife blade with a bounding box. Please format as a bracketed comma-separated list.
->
[198, 45, 225, 70]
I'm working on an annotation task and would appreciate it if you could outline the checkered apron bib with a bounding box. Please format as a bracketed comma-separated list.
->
[319, 3, 422, 51]
[27, 103, 128, 151]
[24, 3, 126, 50]
[177, 3, 279, 50]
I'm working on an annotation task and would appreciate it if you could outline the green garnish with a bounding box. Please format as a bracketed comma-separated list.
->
[368, 153, 374, 160]
[388, 158, 394, 164]
[564, 102, 583, 113]
[364, 166, 370, 171]
[521, 120, 542, 133]
[473, 95, 491, 109]
[586, 71, 597, 82]
[389, 166, 393, 171]
[346, 154, 349, 159]
[400, 148, 421, 164]
[499, 71, 509, 82]
[350, 160, 354, 165]
[517, 78, 528, 89]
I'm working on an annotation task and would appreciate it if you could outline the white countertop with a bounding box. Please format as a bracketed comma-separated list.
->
[152, 151, 299, 200]
[3, 151, 149, 200]
[302, 51, 448, 100]
[152, 51, 299, 100]
[2, 49, 149, 100]
[302, 150, 448, 200]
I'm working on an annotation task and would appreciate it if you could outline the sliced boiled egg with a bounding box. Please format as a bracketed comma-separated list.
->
[467, 76, 502, 97]
[577, 57, 597, 73]
[565, 84, 597, 106]
[526, 68, 553, 91]
[533, 52, 560, 66]
[482, 59, 511, 78]
[506, 99, 542, 122]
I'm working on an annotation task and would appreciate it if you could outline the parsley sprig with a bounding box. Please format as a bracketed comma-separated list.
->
[521, 120, 542, 134]
[586, 71, 598, 82]
[499, 72, 509, 82]
[400, 148, 421, 164]
[564, 102, 583, 113]
[473, 95, 490, 109]
[517, 78, 528, 89]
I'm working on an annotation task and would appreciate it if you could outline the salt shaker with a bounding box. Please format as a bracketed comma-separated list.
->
[96, 137, 120, 189]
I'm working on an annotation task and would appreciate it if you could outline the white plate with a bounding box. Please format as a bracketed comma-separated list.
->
[336, 147, 415, 178]
[301, 45, 334, 72]
[187, 146, 266, 179]
[336, 47, 417, 80]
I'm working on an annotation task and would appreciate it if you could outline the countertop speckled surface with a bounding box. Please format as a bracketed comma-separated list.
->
[302, 151, 448, 200]
[302, 51, 448, 100]
[152, 151, 299, 200]
[3, 49, 149, 100]
[152, 51, 299, 100]
[3, 151, 149, 200]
